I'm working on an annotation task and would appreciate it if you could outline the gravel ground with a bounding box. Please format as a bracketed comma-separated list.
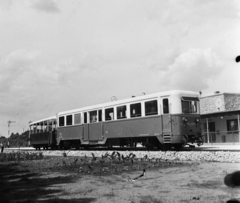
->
[37, 150, 240, 163]
[2, 149, 240, 202]
[5, 149, 240, 163]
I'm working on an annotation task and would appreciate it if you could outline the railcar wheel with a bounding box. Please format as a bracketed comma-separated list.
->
[173, 144, 182, 151]
[155, 142, 163, 150]
[145, 143, 155, 150]
[83, 146, 89, 150]
[163, 144, 172, 151]
[197, 137, 203, 146]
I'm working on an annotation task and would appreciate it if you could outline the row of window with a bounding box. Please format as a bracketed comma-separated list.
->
[58, 99, 170, 127]
[30, 123, 57, 133]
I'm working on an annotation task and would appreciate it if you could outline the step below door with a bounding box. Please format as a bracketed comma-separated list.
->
[162, 114, 172, 143]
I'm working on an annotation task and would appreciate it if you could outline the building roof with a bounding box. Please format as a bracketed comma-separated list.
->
[201, 110, 240, 118]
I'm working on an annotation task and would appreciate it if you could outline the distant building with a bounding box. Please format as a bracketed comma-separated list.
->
[200, 91, 240, 144]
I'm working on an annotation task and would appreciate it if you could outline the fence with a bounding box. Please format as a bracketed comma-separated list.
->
[201, 130, 240, 144]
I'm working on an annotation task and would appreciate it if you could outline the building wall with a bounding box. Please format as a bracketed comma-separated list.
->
[224, 94, 240, 111]
[200, 94, 225, 114]
[200, 93, 240, 114]
[199, 92, 240, 143]
[201, 115, 240, 143]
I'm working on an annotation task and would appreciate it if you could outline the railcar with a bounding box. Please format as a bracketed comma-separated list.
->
[29, 116, 57, 150]
[56, 90, 202, 150]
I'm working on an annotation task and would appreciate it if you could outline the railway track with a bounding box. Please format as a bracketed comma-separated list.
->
[5, 146, 240, 163]
[5, 144, 240, 152]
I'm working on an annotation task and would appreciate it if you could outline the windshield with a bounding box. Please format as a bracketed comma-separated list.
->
[182, 100, 198, 113]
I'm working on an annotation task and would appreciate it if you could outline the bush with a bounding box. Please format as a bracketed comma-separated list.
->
[0, 151, 44, 162]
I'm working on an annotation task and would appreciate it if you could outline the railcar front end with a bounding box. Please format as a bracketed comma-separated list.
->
[161, 96, 202, 150]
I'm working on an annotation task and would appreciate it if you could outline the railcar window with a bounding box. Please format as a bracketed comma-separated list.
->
[74, 113, 81, 125]
[37, 124, 41, 133]
[59, 116, 65, 127]
[32, 126, 36, 133]
[105, 108, 114, 121]
[98, 110, 102, 122]
[66, 115, 72, 126]
[181, 100, 197, 113]
[84, 112, 87, 123]
[145, 100, 158, 116]
[130, 103, 141, 117]
[163, 99, 169, 114]
[90, 110, 97, 123]
[117, 105, 127, 119]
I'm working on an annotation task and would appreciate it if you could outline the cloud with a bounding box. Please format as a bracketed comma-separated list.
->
[0, 49, 40, 92]
[143, 44, 181, 71]
[31, 0, 60, 13]
[158, 48, 224, 91]
[0, 0, 14, 10]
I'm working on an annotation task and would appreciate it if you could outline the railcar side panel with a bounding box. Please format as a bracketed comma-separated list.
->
[30, 132, 49, 145]
[88, 122, 103, 141]
[168, 116, 181, 143]
[57, 125, 82, 145]
[102, 116, 162, 139]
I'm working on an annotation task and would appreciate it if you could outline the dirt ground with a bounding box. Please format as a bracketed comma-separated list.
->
[0, 156, 240, 203]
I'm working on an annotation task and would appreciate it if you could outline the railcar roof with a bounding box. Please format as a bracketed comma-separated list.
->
[29, 116, 56, 125]
[57, 90, 199, 116]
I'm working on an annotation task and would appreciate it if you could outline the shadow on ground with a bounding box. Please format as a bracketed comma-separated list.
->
[0, 162, 96, 203]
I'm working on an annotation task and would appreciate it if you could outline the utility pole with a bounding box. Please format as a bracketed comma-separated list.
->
[28, 121, 32, 147]
[7, 120, 16, 148]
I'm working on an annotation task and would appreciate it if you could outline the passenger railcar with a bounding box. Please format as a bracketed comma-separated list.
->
[55, 90, 202, 150]
[29, 116, 57, 150]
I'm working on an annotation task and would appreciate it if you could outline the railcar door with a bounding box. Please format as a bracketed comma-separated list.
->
[83, 124, 89, 141]
[161, 98, 172, 143]
[89, 123, 102, 141]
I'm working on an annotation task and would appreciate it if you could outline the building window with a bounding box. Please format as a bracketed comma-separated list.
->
[105, 108, 114, 121]
[163, 99, 169, 114]
[90, 110, 97, 123]
[117, 105, 127, 119]
[145, 100, 158, 116]
[74, 113, 81, 125]
[66, 115, 72, 126]
[130, 103, 141, 117]
[227, 119, 238, 133]
[59, 116, 65, 127]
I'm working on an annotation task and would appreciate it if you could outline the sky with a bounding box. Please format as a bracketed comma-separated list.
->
[0, 0, 240, 137]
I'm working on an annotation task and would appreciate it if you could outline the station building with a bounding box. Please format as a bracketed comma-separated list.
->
[200, 91, 240, 144]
